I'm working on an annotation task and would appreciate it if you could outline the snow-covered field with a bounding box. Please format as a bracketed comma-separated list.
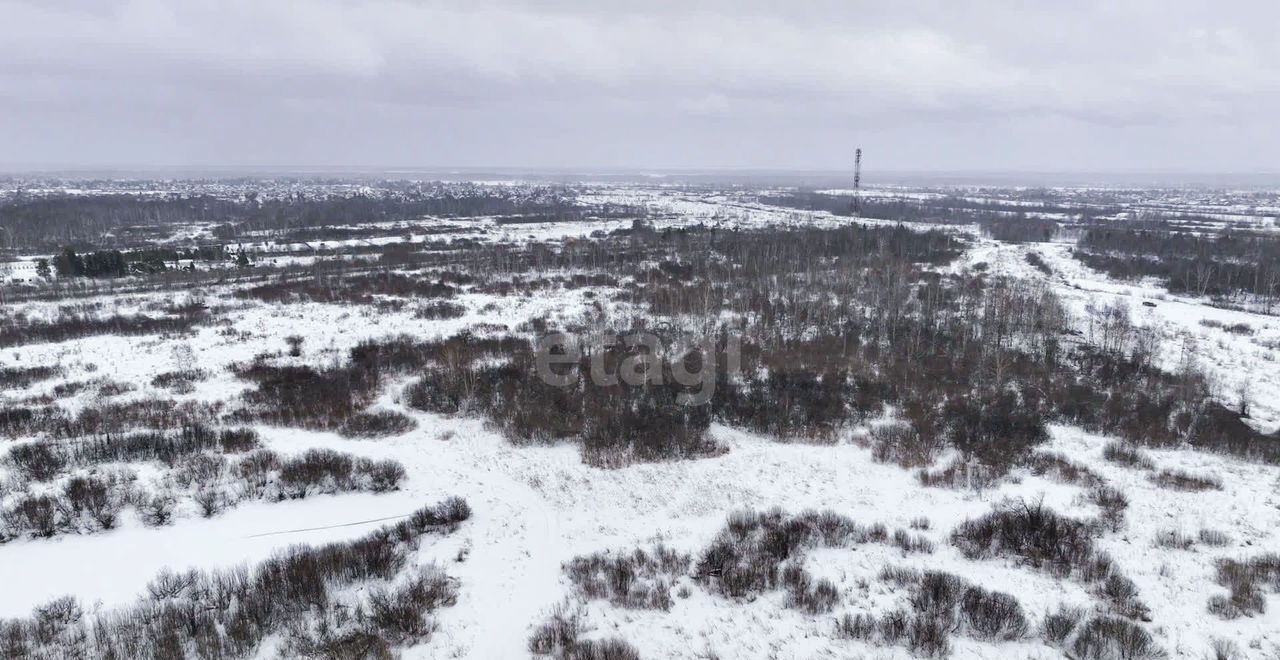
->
[2, 182, 1279, 659]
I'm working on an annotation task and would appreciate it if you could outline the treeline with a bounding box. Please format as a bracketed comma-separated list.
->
[757, 191, 1084, 229]
[1075, 228, 1280, 310]
[0, 186, 592, 249]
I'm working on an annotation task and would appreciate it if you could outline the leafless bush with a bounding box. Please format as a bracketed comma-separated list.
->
[878, 565, 921, 587]
[1028, 451, 1104, 487]
[1150, 468, 1222, 492]
[951, 499, 1096, 577]
[781, 565, 840, 614]
[564, 544, 689, 611]
[150, 369, 208, 393]
[1088, 484, 1129, 532]
[60, 473, 129, 530]
[891, 528, 935, 554]
[528, 604, 584, 657]
[414, 301, 467, 320]
[871, 421, 945, 469]
[1153, 529, 1195, 550]
[1206, 638, 1239, 660]
[1096, 573, 1151, 620]
[835, 613, 877, 640]
[95, 380, 135, 398]
[6, 440, 66, 481]
[2, 494, 65, 538]
[1198, 529, 1231, 547]
[1041, 605, 1085, 645]
[365, 565, 457, 643]
[694, 508, 903, 601]
[1070, 616, 1164, 660]
[960, 586, 1029, 640]
[916, 458, 1000, 490]
[907, 615, 953, 658]
[1208, 554, 1280, 619]
[275, 449, 406, 498]
[1103, 441, 1155, 470]
[338, 409, 417, 438]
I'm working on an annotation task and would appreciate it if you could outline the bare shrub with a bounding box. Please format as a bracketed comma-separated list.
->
[564, 544, 689, 611]
[150, 369, 208, 393]
[566, 637, 642, 660]
[891, 528, 935, 554]
[909, 571, 969, 629]
[695, 508, 888, 600]
[6, 441, 66, 481]
[339, 409, 417, 438]
[1103, 442, 1154, 470]
[365, 565, 457, 643]
[950, 500, 1095, 577]
[528, 604, 583, 657]
[0, 310, 206, 349]
[414, 301, 467, 320]
[1041, 605, 1085, 645]
[1096, 573, 1151, 620]
[1150, 468, 1222, 492]
[917, 459, 1000, 490]
[2, 494, 65, 538]
[1070, 616, 1164, 660]
[870, 421, 945, 469]
[1197, 529, 1231, 547]
[878, 565, 921, 587]
[835, 613, 877, 640]
[1152, 529, 1195, 550]
[139, 490, 178, 527]
[1206, 638, 1239, 660]
[960, 586, 1029, 640]
[1027, 452, 1104, 487]
[1208, 554, 1280, 619]
[71, 423, 256, 466]
[147, 568, 198, 600]
[1088, 484, 1129, 532]
[877, 609, 910, 645]
[781, 566, 840, 614]
[60, 473, 127, 530]
[907, 615, 952, 658]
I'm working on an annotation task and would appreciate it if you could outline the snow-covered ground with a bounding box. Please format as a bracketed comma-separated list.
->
[2, 183, 1279, 659]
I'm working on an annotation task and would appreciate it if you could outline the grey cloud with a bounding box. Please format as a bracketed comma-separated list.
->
[0, 0, 1277, 172]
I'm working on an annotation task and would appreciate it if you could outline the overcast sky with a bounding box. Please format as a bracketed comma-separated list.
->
[1, 0, 1277, 173]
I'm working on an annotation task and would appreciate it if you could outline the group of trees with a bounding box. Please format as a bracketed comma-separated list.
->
[1076, 227, 1280, 310]
[371, 219, 1279, 473]
[39, 246, 248, 279]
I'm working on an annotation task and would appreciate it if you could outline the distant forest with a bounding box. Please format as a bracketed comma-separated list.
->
[0, 188, 590, 249]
